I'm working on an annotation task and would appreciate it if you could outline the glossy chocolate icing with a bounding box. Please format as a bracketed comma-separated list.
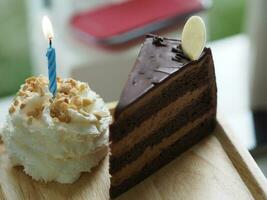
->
[115, 34, 207, 118]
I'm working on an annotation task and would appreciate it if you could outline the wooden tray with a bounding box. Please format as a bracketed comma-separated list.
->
[0, 104, 266, 199]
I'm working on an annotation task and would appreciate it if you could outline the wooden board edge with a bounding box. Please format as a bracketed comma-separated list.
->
[215, 122, 267, 200]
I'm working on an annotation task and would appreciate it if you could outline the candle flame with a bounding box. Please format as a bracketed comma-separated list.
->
[42, 16, 54, 40]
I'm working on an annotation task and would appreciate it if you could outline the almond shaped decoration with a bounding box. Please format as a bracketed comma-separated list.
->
[181, 16, 206, 61]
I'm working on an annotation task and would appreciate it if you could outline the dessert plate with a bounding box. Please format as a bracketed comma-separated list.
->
[0, 104, 265, 199]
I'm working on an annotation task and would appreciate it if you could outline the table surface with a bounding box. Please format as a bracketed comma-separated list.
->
[0, 34, 255, 149]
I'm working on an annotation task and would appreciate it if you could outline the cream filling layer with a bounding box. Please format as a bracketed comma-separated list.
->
[111, 110, 214, 186]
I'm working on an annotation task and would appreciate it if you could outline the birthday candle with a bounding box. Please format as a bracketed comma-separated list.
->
[42, 16, 57, 97]
[46, 40, 57, 96]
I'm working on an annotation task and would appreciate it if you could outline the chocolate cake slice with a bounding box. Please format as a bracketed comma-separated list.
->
[109, 34, 217, 198]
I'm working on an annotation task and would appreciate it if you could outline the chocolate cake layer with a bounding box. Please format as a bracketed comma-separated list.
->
[111, 84, 208, 157]
[111, 54, 212, 142]
[110, 86, 215, 174]
[110, 118, 216, 199]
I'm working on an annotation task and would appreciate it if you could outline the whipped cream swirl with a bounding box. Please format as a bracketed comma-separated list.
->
[1, 76, 112, 183]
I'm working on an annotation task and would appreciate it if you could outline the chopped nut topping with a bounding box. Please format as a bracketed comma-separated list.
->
[52, 84, 86, 121]
[12, 76, 96, 123]
[58, 115, 71, 123]
[79, 83, 87, 91]
[64, 98, 69, 104]
[57, 77, 63, 84]
[22, 85, 28, 91]
[79, 109, 90, 116]
[82, 99, 92, 107]
[9, 106, 15, 114]
[72, 96, 82, 107]
[27, 87, 33, 92]
[68, 79, 77, 87]
[60, 102, 68, 112]
[94, 111, 108, 118]
[14, 100, 19, 106]
[69, 88, 78, 95]
[25, 76, 36, 84]
[18, 91, 26, 97]
[49, 78, 94, 122]
[18, 76, 48, 99]
[69, 104, 77, 110]
[20, 103, 26, 109]
[27, 107, 44, 119]
[60, 84, 71, 94]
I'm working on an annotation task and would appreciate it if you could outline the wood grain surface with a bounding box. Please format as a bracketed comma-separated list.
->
[0, 124, 266, 200]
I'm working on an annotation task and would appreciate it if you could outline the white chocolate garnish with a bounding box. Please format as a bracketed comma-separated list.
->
[181, 16, 206, 61]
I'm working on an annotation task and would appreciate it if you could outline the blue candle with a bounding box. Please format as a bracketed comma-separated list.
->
[42, 16, 57, 97]
[46, 39, 57, 96]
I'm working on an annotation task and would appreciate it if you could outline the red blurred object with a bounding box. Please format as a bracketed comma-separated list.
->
[70, 0, 208, 46]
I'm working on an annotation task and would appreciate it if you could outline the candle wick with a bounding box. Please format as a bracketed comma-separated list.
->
[49, 38, 52, 47]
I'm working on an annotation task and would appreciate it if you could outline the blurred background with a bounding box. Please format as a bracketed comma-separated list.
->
[0, 0, 246, 97]
[1, 0, 267, 174]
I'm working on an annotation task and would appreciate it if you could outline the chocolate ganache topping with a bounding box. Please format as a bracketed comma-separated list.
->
[115, 34, 207, 118]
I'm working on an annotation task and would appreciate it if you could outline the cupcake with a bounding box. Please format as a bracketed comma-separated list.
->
[1, 76, 112, 183]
